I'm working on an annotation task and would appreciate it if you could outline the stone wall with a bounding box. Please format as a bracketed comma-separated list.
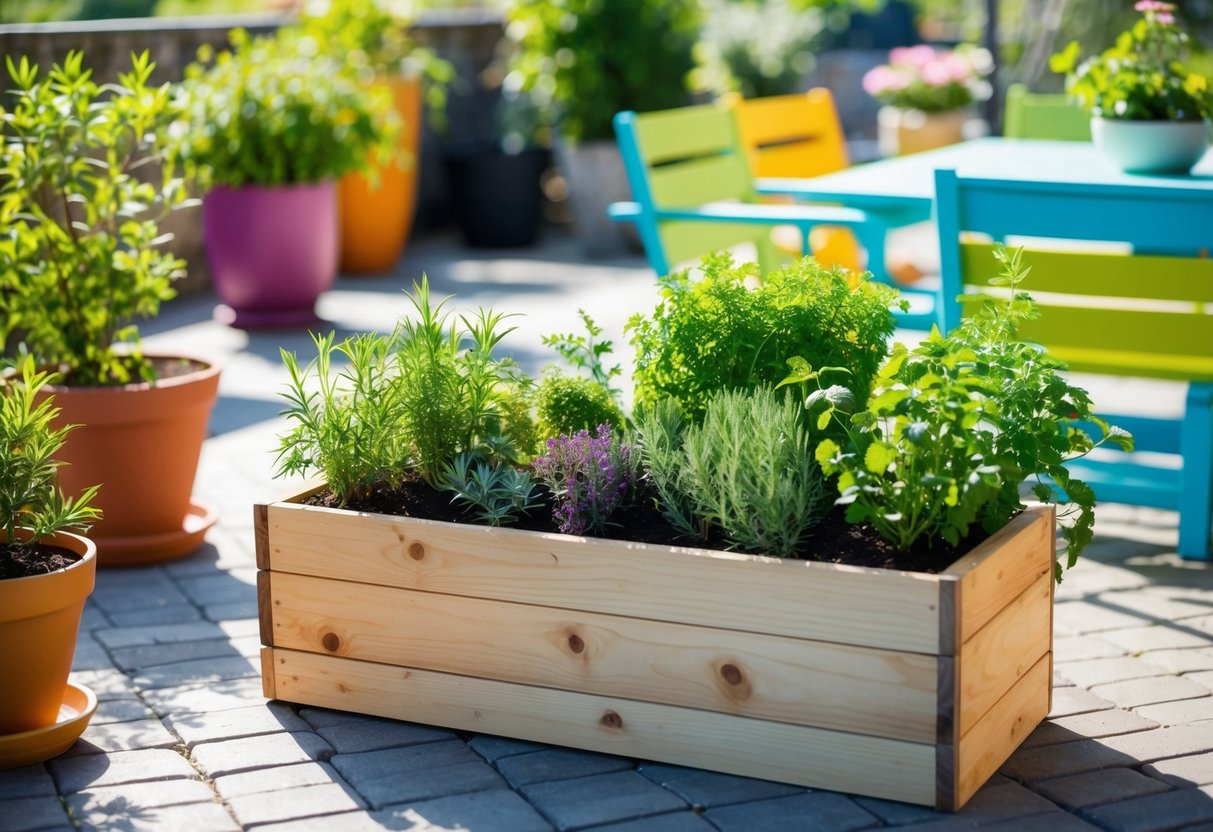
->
[0, 9, 506, 292]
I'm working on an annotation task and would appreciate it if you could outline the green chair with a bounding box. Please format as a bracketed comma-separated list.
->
[1003, 83, 1091, 141]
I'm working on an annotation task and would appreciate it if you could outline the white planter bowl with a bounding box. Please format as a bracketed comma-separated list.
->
[1091, 117, 1211, 174]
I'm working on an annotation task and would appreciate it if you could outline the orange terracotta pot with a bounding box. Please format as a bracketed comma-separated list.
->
[43, 356, 221, 566]
[339, 76, 423, 274]
[0, 529, 96, 735]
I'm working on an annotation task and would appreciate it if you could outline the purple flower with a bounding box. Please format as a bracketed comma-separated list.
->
[532, 424, 636, 536]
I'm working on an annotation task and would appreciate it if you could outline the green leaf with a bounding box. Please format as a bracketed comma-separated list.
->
[864, 442, 897, 475]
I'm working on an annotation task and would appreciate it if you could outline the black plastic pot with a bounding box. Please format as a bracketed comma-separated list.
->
[445, 146, 548, 248]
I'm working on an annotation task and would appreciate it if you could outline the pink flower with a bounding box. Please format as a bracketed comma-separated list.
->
[922, 61, 953, 86]
[1155, 10, 1176, 23]
[903, 44, 940, 69]
[1135, 0, 1175, 11]
[942, 52, 973, 82]
[863, 65, 908, 95]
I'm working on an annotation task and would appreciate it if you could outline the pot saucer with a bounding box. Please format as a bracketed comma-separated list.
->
[213, 304, 326, 330]
[0, 682, 97, 770]
[94, 500, 217, 567]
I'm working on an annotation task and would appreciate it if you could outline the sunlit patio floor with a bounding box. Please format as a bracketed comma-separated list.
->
[3, 228, 1213, 832]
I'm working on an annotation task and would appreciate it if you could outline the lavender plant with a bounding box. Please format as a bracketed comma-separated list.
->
[532, 425, 637, 536]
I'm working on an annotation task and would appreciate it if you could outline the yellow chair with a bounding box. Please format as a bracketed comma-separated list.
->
[728, 89, 863, 273]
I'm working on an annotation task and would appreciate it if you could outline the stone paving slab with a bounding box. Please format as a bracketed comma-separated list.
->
[5, 234, 1213, 831]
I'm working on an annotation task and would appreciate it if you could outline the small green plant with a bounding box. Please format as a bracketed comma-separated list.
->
[440, 452, 541, 526]
[299, 0, 453, 121]
[628, 253, 899, 422]
[541, 310, 622, 400]
[535, 373, 624, 443]
[505, 0, 701, 142]
[638, 388, 827, 557]
[0, 51, 192, 386]
[807, 247, 1131, 579]
[171, 28, 397, 188]
[0, 357, 100, 549]
[275, 331, 408, 507]
[1051, 1, 1212, 121]
[394, 277, 533, 485]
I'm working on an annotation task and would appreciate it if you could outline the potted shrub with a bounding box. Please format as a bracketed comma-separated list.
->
[862, 44, 993, 156]
[1051, 0, 1212, 174]
[0, 51, 222, 566]
[0, 357, 101, 768]
[172, 28, 397, 327]
[504, 0, 700, 256]
[255, 251, 1125, 809]
[300, 0, 452, 273]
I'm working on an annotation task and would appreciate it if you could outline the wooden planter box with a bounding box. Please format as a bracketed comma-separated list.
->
[256, 488, 1054, 811]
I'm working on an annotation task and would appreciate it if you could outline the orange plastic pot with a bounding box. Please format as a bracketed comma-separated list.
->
[339, 76, 423, 274]
[0, 529, 96, 735]
[43, 356, 221, 566]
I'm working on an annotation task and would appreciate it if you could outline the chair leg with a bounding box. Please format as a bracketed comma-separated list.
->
[1178, 382, 1213, 560]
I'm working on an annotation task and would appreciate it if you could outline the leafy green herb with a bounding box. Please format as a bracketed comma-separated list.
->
[536, 373, 624, 444]
[628, 252, 899, 423]
[0, 51, 191, 386]
[0, 357, 100, 546]
[805, 246, 1131, 579]
[542, 310, 622, 400]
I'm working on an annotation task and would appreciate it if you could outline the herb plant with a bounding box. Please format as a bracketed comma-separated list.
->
[1051, 1, 1212, 121]
[532, 425, 636, 536]
[299, 0, 453, 120]
[542, 310, 622, 401]
[0, 51, 191, 386]
[637, 388, 827, 557]
[808, 247, 1131, 579]
[275, 331, 408, 507]
[171, 28, 397, 188]
[628, 253, 899, 422]
[505, 0, 701, 142]
[535, 373, 624, 443]
[0, 357, 100, 550]
[440, 452, 541, 526]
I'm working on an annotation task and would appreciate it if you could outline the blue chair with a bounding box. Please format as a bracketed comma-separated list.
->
[608, 103, 938, 330]
[936, 168, 1213, 559]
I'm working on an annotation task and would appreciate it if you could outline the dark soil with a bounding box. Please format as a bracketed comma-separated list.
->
[0, 542, 82, 580]
[54, 356, 208, 388]
[305, 476, 991, 574]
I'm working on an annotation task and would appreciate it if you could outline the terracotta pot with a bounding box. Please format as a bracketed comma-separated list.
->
[0, 529, 95, 735]
[878, 106, 969, 157]
[204, 182, 338, 328]
[339, 76, 423, 274]
[45, 356, 221, 566]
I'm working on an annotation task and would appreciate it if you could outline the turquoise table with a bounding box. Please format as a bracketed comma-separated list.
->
[758, 138, 1213, 230]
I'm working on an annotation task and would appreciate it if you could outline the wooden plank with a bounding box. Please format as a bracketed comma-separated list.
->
[951, 652, 1051, 809]
[660, 219, 770, 273]
[649, 155, 753, 207]
[268, 573, 940, 743]
[956, 573, 1052, 736]
[634, 105, 736, 165]
[257, 571, 274, 648]
[254, 503, 270, 570]
[266, 647, 938, 806]
[265, 501, 946, 653]
[945, 508, 1053, 643]
[260, 646, 276, 700]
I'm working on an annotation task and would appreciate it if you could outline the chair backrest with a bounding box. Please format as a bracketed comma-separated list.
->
[935, 168, 1213, 384]
[729, 88, 850, 179]
[1002, 84, 1091, 141]
[614, 103, 769, 274]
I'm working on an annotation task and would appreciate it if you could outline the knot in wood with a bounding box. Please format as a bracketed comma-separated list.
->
[599, 710, 623, 730]
[720, 663, 743, 686]
[567, 633, 585, 654]
[408, 542, 426, 561]
[321, 632, 341, 652]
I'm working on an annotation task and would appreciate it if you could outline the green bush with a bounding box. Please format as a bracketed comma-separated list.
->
[505, 0, 701, 142]
[0, 51, 191, 386]
[636, 388, 827, 557]
[535, 373, 624, 443]
[171, 28, 397, 187]
[628, 253, 899, 423]
[811, 247, 1131, 578]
